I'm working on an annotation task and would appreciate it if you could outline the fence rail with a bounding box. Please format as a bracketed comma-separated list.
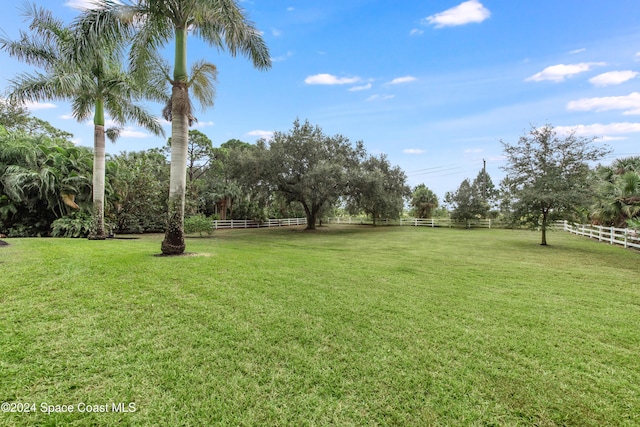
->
[212, 217, 307, 229]
[557, 220, 640, 250]
[326, 217, 496, 228]
[208, 217, 640, 251]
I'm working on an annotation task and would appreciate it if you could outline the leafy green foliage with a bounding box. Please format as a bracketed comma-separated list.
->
[591, 156, 640, 227]
[346, 154, 409, 224]
[251, 119, 366, 229]
[500, 125, 611, 245]
[410, 184, 439, 218]
[184, 214, 214, 236]
[0, 129, 92, 236]
[105, 150, 169, 234]
[51, 212, 93, 238]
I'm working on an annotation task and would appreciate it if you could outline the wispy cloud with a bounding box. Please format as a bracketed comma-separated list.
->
[555, 122, 640, 138]
[121, 127, 151, 138]
[589, 70, 638, 87]
[422, 0, 490, 28]
[403, 148, 426, 154]
[286, 7, 294, 12]
[409, 29, 424, 36]
[193, 120, 215, 129]
[271, 51, 294, 63]
[464, 148, 483, 153]
[525, 62, 606, 82]
[305, 74, 361, 85]
[365, 94, 395, 102]
[569, 48, 586, 55]
[388, 76, 417, 85]
[348, 83, 372, 92]
[247, 130, 274, 140]
[59, 114, 74, 120]
[567, 92, 640, 115]
[23, 101, 56, 110]
[271, 28, 283, 37]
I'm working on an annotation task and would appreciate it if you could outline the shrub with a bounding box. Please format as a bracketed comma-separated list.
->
[184, 214, 214, 236]
[51, 213, 93, 238]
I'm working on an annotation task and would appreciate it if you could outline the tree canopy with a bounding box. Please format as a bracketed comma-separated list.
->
[500, 125, 610, 245]
[252, 119, 365, 230]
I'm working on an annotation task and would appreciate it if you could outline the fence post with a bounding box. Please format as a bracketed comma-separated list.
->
[610, 227, 614, 245]
[624, 229, 628, 248]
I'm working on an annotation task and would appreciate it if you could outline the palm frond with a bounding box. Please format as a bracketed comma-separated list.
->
[194, 0, 271, 70]
[105, 126, 122, 143]
[188, 60, 217, 109]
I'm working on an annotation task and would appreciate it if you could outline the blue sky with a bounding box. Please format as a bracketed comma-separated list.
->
[2, 0, 640, 199]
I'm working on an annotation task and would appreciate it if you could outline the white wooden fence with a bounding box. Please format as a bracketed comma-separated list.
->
[208, 217, 640, 251]
[557, 220, 640, 250]
[212, 217, 307, 229]
[327, 217, 495, 228]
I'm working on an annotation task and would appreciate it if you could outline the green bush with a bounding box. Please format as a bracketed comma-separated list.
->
[51, 213, 93, 238]
[627, 217, 640, 230]
[184, 214, 214, 236]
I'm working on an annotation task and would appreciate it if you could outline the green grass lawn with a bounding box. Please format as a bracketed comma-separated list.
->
[1, 226, 639, 426]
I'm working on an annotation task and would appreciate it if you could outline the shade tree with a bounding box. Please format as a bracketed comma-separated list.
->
[346, 154, 410, 225]
[500, 124, 610, 245]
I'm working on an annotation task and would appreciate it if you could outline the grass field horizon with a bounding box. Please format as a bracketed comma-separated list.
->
[1, 226, 639, 426]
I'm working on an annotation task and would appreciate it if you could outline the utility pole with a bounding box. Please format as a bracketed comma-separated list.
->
[482, 159, 487, 200]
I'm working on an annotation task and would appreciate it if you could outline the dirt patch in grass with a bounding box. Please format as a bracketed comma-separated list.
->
[0, 240, 9, 247]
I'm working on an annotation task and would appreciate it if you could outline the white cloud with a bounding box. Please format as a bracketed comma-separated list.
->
[305, 74, 361, 85]
[271, 28, 283, 37]
[410, 29, 424, 36]
[247, 129, 274, 140]
[59, 114, 74, 120]
[423, 0, 490, 28]
[464, 148, 483, 153]
[403, 148, 426, 154]
[365, 94, 395, 102]
[348, 83, 372, 92]
[589, 70, 638, 87]
[193, 120, 215, 129]
[555, 122, 640, 138]
[286, 7, 294, 12]
[23, 101, 56, 111]
[70, 138, 82, 145]
[635, 52, 640, 61]
[569, 48, 586, 55]
[526, 62, 606, 82]
[388, 76, 417, 85]
[121, 127, 151, 138]
[271, 51, 294, 62]
[567, 92, 640, 115]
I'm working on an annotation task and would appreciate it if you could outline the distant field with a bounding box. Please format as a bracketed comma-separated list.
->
[1, 226, 639, 426]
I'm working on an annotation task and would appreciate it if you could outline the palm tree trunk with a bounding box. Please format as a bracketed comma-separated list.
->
[89, 101, 106, 240]
[161, 28, 189, 255]
[161, 84, 189, 255]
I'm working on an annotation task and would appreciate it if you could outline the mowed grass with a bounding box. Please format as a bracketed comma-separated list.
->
[0, 226, 639, 426]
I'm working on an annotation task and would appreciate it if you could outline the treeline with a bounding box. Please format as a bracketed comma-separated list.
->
[0, 104, 410, 236]
[420, 125, 640, 244]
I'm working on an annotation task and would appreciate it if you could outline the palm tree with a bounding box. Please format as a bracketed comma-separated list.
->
[1, 3, 165, 240]
[592, 159, 640, 227]
[79, 0, 271, 254]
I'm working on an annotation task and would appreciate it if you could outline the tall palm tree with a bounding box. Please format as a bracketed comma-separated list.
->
[1, 3, 165, 240]
[79, 0, 271, 254]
